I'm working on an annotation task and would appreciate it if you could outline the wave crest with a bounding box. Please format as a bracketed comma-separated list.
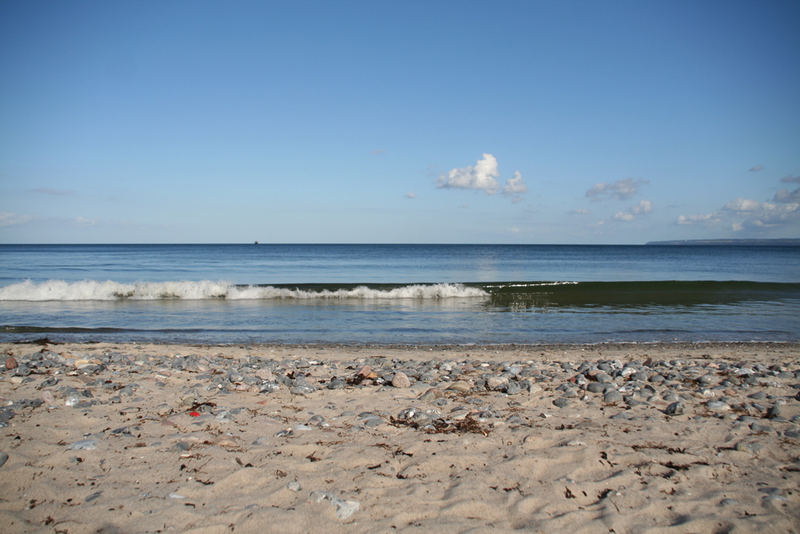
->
[0, 280, 489, 301]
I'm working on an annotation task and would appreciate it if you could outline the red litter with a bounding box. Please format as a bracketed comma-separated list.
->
[189, 411, 200, 417]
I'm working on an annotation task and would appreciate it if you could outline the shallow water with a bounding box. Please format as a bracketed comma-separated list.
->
[1, 244, 798, 344]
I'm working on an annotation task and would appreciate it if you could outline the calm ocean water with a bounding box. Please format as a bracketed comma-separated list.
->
[1, 244, 799, 344]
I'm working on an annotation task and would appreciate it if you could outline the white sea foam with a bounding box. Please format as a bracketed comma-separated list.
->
[0, 280, 489, 301]
[482, 282, 579, 288]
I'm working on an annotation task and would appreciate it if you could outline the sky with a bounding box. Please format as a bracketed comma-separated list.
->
[1, 0, 799, 244]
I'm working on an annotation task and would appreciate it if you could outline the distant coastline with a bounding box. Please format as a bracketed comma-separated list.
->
[646, 238, 800, 246]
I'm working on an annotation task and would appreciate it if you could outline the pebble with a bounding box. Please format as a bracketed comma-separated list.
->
[706, 400, 730, 412]
[447, 381, 471, 393]
[766, 404, 783, 419]
[664, 401, 684, 416]
[586, 382, 605, 394]
[391, 372, 411, 388]
[0, 452, 8, 468]
[5, 357, 18, 370]
[1, 347, 798, 488]
[68, 439, 98, 451]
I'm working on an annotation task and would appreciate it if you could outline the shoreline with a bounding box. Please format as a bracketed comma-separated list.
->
[1, 341, 798, 532]
[6, 339, 800, 350]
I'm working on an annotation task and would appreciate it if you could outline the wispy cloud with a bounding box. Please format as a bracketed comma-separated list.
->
[585, 178, 648, 200]
[75, 216, 96, 226]
[613, 200, 652, 222]
[724, 198, 762, 211]
[503, 171, 527, 195]
[748, 164, 764, 172]
[570, 208, 589, 215]
[677, 213, 719, 225]
[370, 149, 386, 156]
[0, 212, 33, 227]
[678, 181, 800, 232]
[773, 187, 800, 204]
[438, 153, 527, 200]
[722, 197, 799, 229]
[404, 192, 417, 199]
[780, 175, 800, 184]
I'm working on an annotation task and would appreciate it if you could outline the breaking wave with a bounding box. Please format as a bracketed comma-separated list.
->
[2, 279, 797, 307]
[0, 280, 489, 301]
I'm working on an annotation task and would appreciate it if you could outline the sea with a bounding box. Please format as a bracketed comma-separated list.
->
[1, 244, 799, 345]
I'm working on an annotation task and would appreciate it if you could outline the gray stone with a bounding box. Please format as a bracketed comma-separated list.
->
[766, 404, 783, 419]
[603, 390, 623, 403]
[664, 401, 684, 416]
[706, 400, 730, 412]
[506, 414, 525, 426]
[0, 452, 7, 468]
[327, 377, 346, 390]
[553, 397, 570, 408]
[586, 382, 605, 394]
[68, 439, 98, 450]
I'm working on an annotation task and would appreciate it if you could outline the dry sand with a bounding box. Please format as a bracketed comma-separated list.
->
[1, 342, 798, 533]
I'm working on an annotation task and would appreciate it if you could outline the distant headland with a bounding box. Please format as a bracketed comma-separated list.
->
[646, 238, 800, 246]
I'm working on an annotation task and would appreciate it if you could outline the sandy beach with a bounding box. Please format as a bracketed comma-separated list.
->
[1, 341, 798, 533]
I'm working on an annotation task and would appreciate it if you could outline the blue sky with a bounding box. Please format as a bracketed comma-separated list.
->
[1, 0, 798, 244]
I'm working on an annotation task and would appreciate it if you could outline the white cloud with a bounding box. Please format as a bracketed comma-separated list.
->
[503, 171, 527, 195]
[679, 191, 800, 234]
[613, 211, 635, 222]
[438, 154, 527, 200]
[677, 213, 718, 225]
[586, 178, 648, 200]
[724, 198, 763, 212]
[75, 216, 96, 226]
[0, 212, 32, 227]
[613, 200, 652, 222]
[438, 153, 500, 193]
[722, 197, 799, 229]
[748, 164, 764, 172]
[570, 209, 589, 215]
